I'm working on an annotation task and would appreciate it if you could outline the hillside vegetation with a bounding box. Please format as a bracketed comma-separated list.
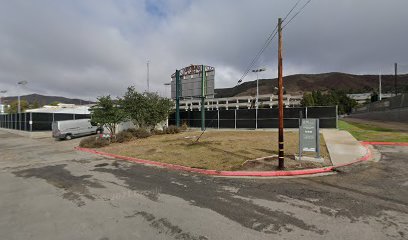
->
[215, 72, 408, 98]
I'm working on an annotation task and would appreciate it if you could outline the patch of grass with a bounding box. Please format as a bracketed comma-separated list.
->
[338, 120, 408, 142]
[101, 131, 330, 171]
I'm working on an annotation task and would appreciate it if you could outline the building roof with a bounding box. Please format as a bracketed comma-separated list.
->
[26, 103, 91, 114]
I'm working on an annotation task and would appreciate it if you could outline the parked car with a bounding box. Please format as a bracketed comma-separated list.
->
[52, 119, 103, 140]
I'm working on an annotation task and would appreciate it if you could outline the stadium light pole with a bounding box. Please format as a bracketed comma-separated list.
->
[17, 81, 27, 131]
[252, 68, 266, 129]
[147, 60, 150, 92]
[379, 69, 382, 101]
[175, 70, 180, 127]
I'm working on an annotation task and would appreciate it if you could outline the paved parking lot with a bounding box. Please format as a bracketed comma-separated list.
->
[0, 130, 407, 240]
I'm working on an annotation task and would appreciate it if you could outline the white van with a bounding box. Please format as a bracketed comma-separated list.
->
[52, 119, 103, 140]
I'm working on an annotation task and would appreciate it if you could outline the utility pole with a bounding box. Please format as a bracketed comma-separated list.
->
[394, 62, 398, 96]
[277, 18, 284, 170]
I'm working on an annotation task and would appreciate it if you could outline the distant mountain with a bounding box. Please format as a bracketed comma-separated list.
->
[215, 72, 408, 98]
[1, 94, 94, 106]
[1, 73, 406, 104]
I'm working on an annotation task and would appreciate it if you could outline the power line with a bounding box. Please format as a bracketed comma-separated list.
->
[282, 0, 312, 29]
[237, 0, 309, 85]
[283, 0, 303, 22]
[237, 24, 278, 84]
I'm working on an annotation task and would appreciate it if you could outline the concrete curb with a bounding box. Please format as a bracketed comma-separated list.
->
[75, 141, 374, 177]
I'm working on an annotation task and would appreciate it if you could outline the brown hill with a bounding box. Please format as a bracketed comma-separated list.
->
[215, 72, 408, 98]
[1, 94, 94, 106]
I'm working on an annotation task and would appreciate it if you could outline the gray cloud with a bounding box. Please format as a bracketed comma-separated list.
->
[0, 0, 407, 100]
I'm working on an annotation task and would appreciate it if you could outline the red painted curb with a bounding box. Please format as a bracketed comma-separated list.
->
[75, 142, 373, 177]
[361, 141, 408, 146]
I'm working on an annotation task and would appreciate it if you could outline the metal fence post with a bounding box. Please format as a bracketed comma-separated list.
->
[336, 105, 338, 129]
[305, 107, 308, 119]
[217, 109, 220, 129]
[234, 109, 237, 129]
[30, 112, 32, 132]
[255, 108, 258, 129]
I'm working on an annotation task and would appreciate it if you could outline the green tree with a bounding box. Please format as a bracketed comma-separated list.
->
[49, 101, 60, 106]
[6, 100, 29, 113]
[30, 100, 40, 109]
[89, 95, 127, 134]
[300, 93, 314, 106]
[301, 90, 357, 114]
[121, 86, 174, 130]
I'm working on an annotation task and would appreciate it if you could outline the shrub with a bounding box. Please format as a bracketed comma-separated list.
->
[152, 129, 164, 135]
[79, 136, 110, 148]
[125, 128, 151, 138]
[114, 131, 134, 143]
[125, 128, 137, 134]
[181, 122, 188, 131]
[164, 125, 181, 134]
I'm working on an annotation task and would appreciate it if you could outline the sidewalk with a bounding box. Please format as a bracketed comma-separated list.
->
[322, 129, 367, 166]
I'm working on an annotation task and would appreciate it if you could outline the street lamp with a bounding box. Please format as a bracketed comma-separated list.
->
[252, 68, 266, 129]
[17, 81, 28, 114]
[0, 90, 7, 114]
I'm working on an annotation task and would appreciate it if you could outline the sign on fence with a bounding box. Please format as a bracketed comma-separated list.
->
[299, 118, 320, 160]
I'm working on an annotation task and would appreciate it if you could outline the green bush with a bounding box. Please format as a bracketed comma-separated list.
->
[79, 136, 110, 148]
[125, 128, 151, 138]
[164, 125, 181, 134]
[114, 131, 134, 143]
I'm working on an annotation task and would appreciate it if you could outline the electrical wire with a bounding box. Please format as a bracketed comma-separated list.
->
[282, 0, 312, 29]
[237, 0, 309, 85]
[283, 0, 303, 22]
[237, 24, 278, 85]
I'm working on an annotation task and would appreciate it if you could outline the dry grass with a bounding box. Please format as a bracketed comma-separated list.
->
[101, 130, 330, 171]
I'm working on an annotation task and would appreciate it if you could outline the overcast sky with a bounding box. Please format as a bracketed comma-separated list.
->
[0, 0, 407, 100]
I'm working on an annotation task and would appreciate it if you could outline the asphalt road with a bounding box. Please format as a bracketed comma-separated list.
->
[0, 130, 407, 240]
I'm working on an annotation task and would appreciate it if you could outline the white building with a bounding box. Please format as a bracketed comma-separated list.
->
[25, 103, 91, 114]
